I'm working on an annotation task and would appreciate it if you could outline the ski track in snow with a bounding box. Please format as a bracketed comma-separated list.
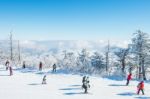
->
[0, 66, 150, 99]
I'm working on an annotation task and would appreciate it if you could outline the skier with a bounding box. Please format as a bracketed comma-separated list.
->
[126, 73, 132, 86]
[82, 76, 90, 93]
[137, 81, 144, 95]
[5, 60, 9, 70]
[22, 61, 26, 69]
[9, 66, 13, 76]
[39, 62, 43, 71]
[42, 75, 47, 84]
[52, 63, 57, 72]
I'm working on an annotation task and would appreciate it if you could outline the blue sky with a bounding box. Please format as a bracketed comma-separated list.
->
[0, 0, 149, 40]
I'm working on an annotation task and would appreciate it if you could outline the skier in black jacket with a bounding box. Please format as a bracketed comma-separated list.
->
[82, 76, 90, 93]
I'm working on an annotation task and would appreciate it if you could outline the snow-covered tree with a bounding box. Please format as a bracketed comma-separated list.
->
[114, 48, 129, 73]
[131, 30, 150, 80]
[62, 50, 77, 71]
[77, 49, 91, 73]
[91, 52, 105, 73]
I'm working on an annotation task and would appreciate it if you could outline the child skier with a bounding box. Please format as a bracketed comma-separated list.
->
[126, 73, 132, 86]
[42, 75, 47, 84]
[137, 81, 144, 95]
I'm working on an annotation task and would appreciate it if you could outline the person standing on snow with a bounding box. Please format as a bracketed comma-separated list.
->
[22, 61, 26, 69]
[137, 81, 144, 95]
[126, 73, 132, 86]
[39, 62, 43, 71]
[5, 60, 9, 70]
[9, 66, 13, 76]
[52, 63, 57, 72]
[9, 61, 13, 76]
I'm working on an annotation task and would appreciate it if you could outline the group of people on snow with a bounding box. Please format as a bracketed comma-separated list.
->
[22, 61, 57, 72]
[41, 74, 91, 94]
[4, 60, 57, 76]
[81, 73, 145, 94]
[41, 75, 91, 93]
[38, 62, 57, 72]
[126, 73, 145, 95]
[82, 73, 145, 95]
[3, 60, 146, 95]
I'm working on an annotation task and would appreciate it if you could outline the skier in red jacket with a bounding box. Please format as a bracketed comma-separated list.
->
[137, 81, 144, 95]
[126, 73, 132, 86]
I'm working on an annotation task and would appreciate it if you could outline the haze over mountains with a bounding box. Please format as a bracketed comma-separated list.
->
[0, 40, 129, 54]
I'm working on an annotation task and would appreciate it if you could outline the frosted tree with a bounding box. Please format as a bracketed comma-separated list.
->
[0, 48, 7, 64]
[62, 50, 76, 71]
[77, 49, 91, 73]
[91, 52, 105, 74]
[131, 30, 150, 80]
[114, 48, 129, 73]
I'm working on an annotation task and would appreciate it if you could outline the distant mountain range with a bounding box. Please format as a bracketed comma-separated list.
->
[0, 40, 130, 55]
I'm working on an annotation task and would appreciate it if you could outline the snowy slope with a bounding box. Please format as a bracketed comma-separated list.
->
[0, 66, 150, 99]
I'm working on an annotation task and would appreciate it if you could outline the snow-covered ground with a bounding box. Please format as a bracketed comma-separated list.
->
[0, 66, 150, 99]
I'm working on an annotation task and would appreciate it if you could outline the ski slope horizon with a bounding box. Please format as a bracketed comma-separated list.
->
[0, 65, 150, 99]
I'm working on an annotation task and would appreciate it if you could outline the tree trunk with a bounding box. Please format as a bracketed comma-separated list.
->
[138, 54, 142, 80]
[142, 58, 146, 80]
[106, 40, 109, 72]
[106, 52, 108, 72]
[10, 32, 13, 61]
[122, 59, 125, 73]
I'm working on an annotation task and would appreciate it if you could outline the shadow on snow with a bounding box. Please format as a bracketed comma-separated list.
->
[0, 74, 10, 76]
[70, 85, 81, 87]
[59, 88, 81, 90]
[60, 84, 87, 95]
[28, 83, 42, 85]
[15, 67, 37, 73]
[109, 84, 126, 86]
[135, 97, 150, 99]
[117, 92, 136, 96]
[64, 92, 85, 95]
